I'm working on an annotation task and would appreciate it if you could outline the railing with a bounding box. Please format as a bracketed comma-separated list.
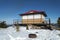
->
[13, 18, 50, 25]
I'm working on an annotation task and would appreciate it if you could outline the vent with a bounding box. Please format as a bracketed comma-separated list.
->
[28, 34, 37, 38]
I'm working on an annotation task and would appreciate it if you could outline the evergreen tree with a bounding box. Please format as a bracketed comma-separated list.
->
[0, 21, 7, 28]
[57, 17, 60, 27]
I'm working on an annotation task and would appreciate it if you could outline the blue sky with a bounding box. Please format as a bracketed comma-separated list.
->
[0, 0, 60, 24]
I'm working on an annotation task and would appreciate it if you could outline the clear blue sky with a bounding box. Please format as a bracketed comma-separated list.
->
[0, 0, 60, 24]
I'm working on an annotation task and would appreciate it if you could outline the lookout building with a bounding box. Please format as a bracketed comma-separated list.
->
[19, 10, 52, 29]
[20, 10, 47, 24]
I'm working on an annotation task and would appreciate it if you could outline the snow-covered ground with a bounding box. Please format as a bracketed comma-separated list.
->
[0, 26, 60, 40]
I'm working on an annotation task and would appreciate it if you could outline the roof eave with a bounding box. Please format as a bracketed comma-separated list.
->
[19, 12, 47, 17]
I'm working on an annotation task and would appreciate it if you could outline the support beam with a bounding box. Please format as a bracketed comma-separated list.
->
[26, 24, 29, 30]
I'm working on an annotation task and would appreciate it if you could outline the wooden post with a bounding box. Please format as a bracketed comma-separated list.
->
[26, 15, 29, 30]
[26, 24, 29, 30]
[16, 20, 20, 32]
[41, 14, 42, 23]
[49, 18, 50, 27]
[49, 18, 52, 30]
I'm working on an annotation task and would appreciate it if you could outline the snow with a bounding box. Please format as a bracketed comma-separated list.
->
[0, 26, 60, 40]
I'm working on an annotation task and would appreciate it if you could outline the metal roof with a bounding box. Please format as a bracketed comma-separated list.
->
[19, 10, 47, 17]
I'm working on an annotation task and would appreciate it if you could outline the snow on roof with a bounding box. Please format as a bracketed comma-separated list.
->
[19, 10, 47, 17]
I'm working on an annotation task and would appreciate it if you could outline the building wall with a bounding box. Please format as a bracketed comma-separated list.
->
[22, 14, 45, 24]
[22, 19, 44, 24]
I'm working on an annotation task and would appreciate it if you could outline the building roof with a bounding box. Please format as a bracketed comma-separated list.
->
[19, 10, 47, 17]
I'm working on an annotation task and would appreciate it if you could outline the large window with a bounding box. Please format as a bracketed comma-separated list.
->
[28, 15, 33, 19]
[22, 14, 45, 19]
[22, 15, 27, 19]
[34, 14, 41, 19]
[42, 15, 45, 19]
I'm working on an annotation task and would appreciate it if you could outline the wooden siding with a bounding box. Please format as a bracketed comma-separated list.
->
[22, 19, 44, 24]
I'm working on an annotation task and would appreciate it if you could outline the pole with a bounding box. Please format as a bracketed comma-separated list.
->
[49, 18, 52, 30]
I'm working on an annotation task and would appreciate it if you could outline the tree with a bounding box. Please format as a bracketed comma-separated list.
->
[57, 17, 60, 27]
[0, 21, 7, 28]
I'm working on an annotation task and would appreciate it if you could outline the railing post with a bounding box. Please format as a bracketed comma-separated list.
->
[16, 20, 20, 32]
[14, 19, 20, 32]
[49, 18, 50, 27]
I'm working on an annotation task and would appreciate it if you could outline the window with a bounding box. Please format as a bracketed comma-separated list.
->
[22, 15, 27, 19]
[34, 14, 41, 19]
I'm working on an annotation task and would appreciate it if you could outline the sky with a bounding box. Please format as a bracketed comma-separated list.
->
[0, 0, 60, 24]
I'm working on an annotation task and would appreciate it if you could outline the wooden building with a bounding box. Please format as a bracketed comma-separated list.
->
[20, 10, 47, 24]
[18, 10, 51, 29]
